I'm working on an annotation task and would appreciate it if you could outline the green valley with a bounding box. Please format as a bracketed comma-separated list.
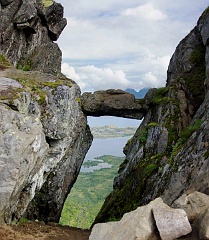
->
[60, 155, 124, 229]
[90, 125, 137, 138]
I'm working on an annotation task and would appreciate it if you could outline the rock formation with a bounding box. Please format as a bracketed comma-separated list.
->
[0, 0, 92, 224]
[90, 197, 192, 240]
[0, 0, 66, 75]
[81, 89, 149, 119]
[94, 6, 209, 227]
[1, 1, 209, 238]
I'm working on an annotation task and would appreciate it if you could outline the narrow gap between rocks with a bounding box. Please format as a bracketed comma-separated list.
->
[59, 116, 141, 229]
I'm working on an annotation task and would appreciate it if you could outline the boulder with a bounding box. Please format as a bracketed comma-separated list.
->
[81, 89, 148, 119]
[153, 201, 192, 240]
[172, 191, 209, 222]
[199, 208, 209, 239]
[45, 2, 67, 41]
[90, 197, 192, 240]
[90, 198, 161, 240]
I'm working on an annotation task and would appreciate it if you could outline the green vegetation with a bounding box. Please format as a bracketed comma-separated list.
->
[138, 122, 158, 145]
[152, 87, 169, 104]
[76, 97, 81, 103]
[6, 71, 72, 105]
[14, 77, 48, 105]
[94, 155, 159, 224]
[169, 119, 203, 164]
[18, 217, 29, 224]
[178, 119, 203, 145]
[144, 163, 158, 175]
[91, 126, 137, 138]
[139, 127, 148, 144]
[23, 65, 31, 71]
[60, 155, 124, 229]
[42, 0, 54, 7]
[0, 54, 12, 70]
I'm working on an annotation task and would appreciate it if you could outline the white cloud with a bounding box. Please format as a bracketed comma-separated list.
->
[142, 72, 159, 87]
[62, 63, 132, 92]
[122, 3, 167, 21]
[57, 0, 209, 93]
[61, 63, 86, 90]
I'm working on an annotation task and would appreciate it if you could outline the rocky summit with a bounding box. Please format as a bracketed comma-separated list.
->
[1, 1, 209, 240]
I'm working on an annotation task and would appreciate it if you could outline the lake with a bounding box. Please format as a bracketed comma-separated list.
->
[85, 136, 131, 160]
[81, 136, 131, 172]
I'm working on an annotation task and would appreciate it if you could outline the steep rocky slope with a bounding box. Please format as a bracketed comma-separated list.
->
[0, 0, 92, 224]
[94, 7, 209, 224]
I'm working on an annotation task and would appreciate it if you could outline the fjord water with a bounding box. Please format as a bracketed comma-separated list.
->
[81, 136, 131, 172]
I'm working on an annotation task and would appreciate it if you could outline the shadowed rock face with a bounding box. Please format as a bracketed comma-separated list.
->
[0, 0, 67, 75]
[81, 89, 149, 119]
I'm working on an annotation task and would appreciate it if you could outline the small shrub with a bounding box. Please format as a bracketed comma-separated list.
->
[23, 64, 31, 71]
[178, 119, 203, 145]
[18, 217, 29, 224]
[152, 87, 169, 104]
[139, 128, 148, 144]
[144, 163, 158, 176]
[147, 122, 158, 128]
[0, 54, 12, 69]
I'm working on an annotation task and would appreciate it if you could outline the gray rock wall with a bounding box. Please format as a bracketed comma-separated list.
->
[0, 0, 66, 75]
[0, 70, 92, 223]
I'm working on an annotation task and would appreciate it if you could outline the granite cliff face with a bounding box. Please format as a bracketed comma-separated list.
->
[0, 0, 66, 75]
[0, 0, 92, 224]
[95, 7, 209, 224]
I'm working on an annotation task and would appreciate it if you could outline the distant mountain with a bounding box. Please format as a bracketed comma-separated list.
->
[125, 88, 150, 99]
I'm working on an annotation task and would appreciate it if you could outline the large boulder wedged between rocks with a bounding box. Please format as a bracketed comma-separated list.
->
[82, 89, 148, 119]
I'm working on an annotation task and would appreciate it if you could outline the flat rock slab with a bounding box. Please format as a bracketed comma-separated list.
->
[153, 203, 192, 240]
[0, 77, 22, 90]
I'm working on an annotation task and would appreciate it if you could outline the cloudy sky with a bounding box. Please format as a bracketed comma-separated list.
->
[57, 0, 208, 93]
